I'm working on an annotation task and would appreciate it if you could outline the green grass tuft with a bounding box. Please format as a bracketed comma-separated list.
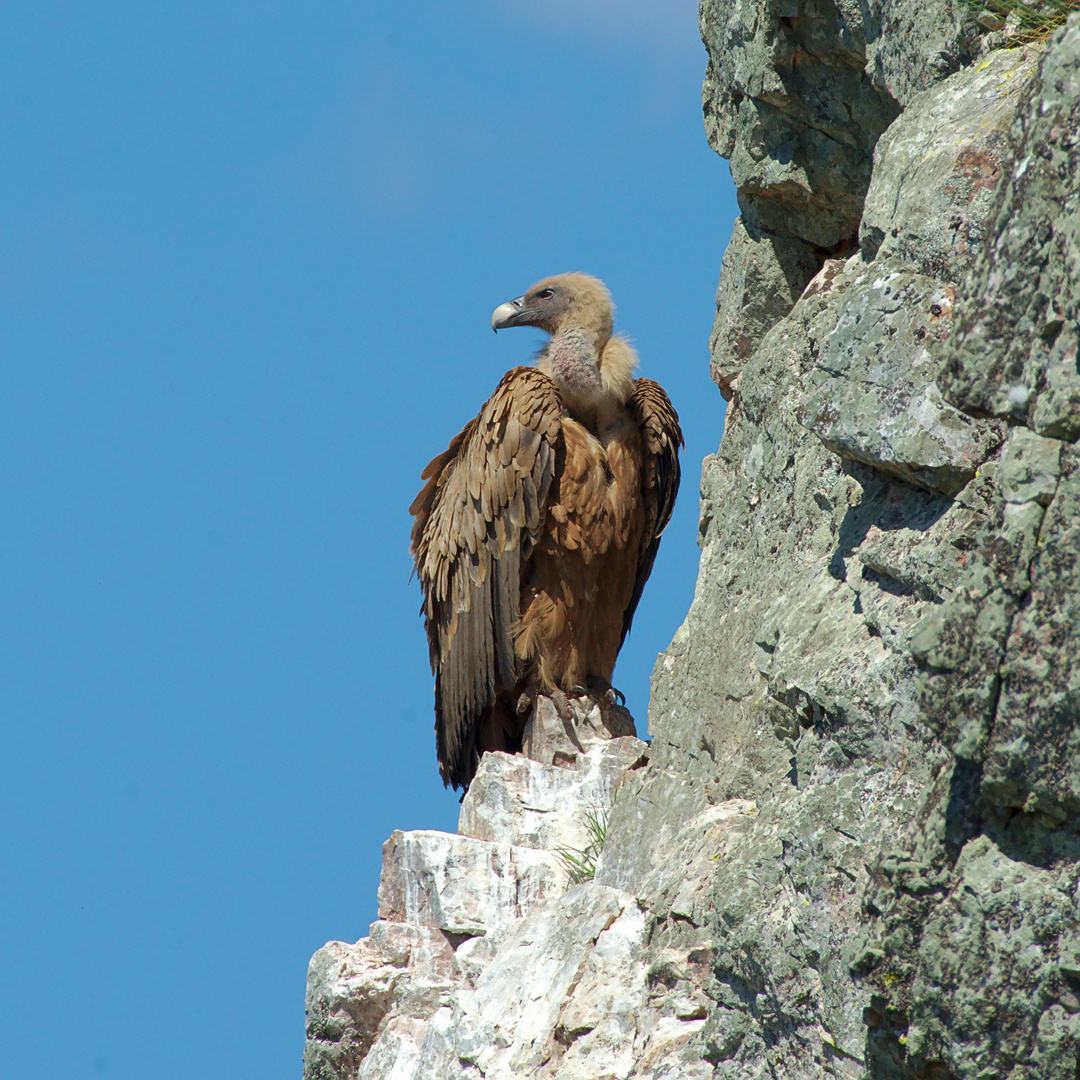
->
[966, 0, 1080, 44]
[554, 807, 609, 885]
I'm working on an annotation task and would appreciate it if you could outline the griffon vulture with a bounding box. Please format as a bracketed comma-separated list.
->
[410, 273, 682, 789]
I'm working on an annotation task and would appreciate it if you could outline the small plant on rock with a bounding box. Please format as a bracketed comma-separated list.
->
[554, 807, 608, 885]
[966, 0, 1080, 43]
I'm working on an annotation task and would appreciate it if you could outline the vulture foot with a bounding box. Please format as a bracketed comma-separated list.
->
[550, 688, 574, 723]
[571, 679, 625, 707]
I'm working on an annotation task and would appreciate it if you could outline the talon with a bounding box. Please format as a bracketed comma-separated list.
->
[606, 686, 626, 707]
[551, 689, 573, 722]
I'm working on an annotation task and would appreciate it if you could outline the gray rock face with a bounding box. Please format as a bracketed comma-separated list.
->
[629, 230, 989, 1076]
[701, 0, 894, 398]
[846, 25, 1080, 1077]
[860, 47, 1038, 281]
[873, 429, 1080, 1077]
[305, 10, 1080, 1080]
[709, 219, 819, 400]
[700, 0, 899, 250]
[943, 17, 1080, 440]
[797, 256, 1003, 495]
[860, 0, 981, 107]
[700, 0, 993, 397]
[640, 6, 1076, 1077]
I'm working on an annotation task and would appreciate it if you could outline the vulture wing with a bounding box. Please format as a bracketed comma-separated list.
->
[409, 366, 563, 787]
[620, 378, 684, 646]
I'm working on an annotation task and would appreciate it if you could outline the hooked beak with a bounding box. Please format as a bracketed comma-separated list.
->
[491, 295, 526, 332]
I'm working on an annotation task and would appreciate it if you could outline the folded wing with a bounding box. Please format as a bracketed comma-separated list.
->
[621, 378, 684, 645]
[409, 367, 563, 787]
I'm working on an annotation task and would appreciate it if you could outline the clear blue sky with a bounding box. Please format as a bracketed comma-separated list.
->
[0, 3, 736, 1077]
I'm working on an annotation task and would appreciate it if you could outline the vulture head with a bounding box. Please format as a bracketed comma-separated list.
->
[491, 273, 634, 416]
[491, 272, 615, 346]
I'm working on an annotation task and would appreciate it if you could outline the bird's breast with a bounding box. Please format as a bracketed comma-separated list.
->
[551, 419, 644, 551]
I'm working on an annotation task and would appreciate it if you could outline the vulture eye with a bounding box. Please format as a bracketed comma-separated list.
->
[537, 289, 555, 300]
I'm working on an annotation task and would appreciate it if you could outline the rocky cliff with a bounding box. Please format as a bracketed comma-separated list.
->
[304, 4, 1080, 1077]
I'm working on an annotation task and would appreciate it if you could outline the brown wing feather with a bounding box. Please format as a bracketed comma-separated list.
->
[621, 378, 683, 645]
[410, 367, 563, 788]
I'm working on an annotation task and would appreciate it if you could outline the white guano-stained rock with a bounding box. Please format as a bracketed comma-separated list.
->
[521, 693, 638, 766]
[304, 924, 455, 1080]
[377, 829, 565, 935]
[458, 737, 647, 852]
[414, 883, 647, 1079]
[305, 701, 678, 1080]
